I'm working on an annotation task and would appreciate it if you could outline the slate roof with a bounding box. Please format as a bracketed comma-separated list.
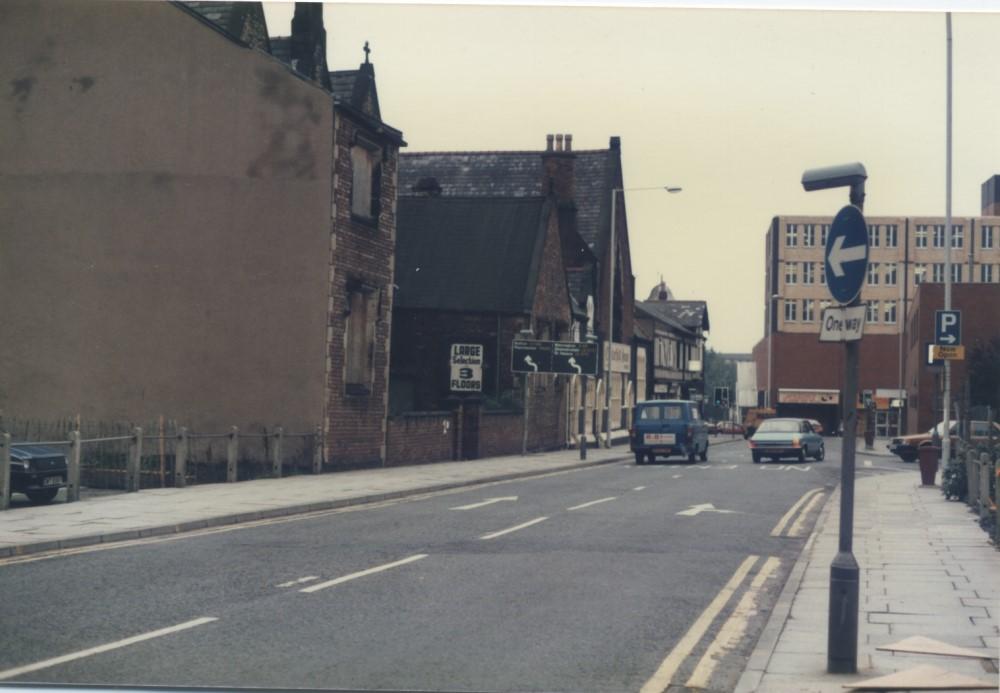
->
[395, 197, 552, 314]
[635, 301, 698, 338]
[642, 300, 710, 332]
[329, 70, 359, 104]
[269, 36, 290, 64]
[180, 2, 270, 51]
[399, 149, 613, 258]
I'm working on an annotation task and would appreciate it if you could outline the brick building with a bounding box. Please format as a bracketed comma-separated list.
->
[0, 1, 403, 469]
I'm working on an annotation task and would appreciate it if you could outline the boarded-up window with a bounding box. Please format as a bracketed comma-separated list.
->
[351, 140, 382, 221]
[345, 288, 378, 393]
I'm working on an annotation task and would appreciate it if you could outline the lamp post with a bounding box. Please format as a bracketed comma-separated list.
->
[604, 185, 682, 448]
[766, 293, 780, 408]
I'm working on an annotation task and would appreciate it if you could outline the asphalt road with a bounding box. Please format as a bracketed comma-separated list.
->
[0, 438, 902, 692]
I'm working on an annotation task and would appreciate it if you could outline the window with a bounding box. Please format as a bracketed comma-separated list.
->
[982, 226, 995, 249]
[951, 225, 963, 248]
[885, 224, 898, 248]
[884, 300, 897, 324]
[819, 262, 826, 285]
[932, 263, 944, 283]
[868, 224, 880, 247]
[345, 285, 379, 393]
[350, 140, 383, 221]
[951, 264, 962, 283]
[785, 224, 798, 247]
[802, 262, 815, 284]
[915, 225, 928, 248]
[867, 262, 880, 285]
[784, 262, 798, 285]
[802, 299, 815, 322]
[866, 301, 879, 323]
[980, 264, 994, 283]
[933, 224, 945, 248]
[784, 299, 797, 322]
[803, 224, 815, 247]
[884, 262, 897, 286]
[914, 263, 927, 284]
[820, 224, 830, 246]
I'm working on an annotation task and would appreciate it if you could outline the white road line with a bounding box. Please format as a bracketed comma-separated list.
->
[726, 465, 739, 469]
[788, 492, 826, 537]
[277, 576, 319, 588]
[633, 486, 646, 491]
[0, 617, 217, 681]
[479, 516, 548, 540]
[301, 554, 428, 593]
[672, 474, 682, 479]
[640, 555, 759, 693]
[567, 496, 617, 511]
[863, 459, 873, 467]
[450, 496, 518, 510]
[685, 556, 782, 689]
[770, 488, 823, 537]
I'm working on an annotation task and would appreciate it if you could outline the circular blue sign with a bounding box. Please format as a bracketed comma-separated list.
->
[825, 205, 869, 305]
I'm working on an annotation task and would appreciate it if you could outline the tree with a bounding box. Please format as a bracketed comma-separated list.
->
[703, 348, 737, 421]
[968, 337, 1000, 411]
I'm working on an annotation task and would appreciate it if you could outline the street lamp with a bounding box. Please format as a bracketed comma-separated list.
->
[604, 185, 682, 448]
[766, 293, 780, 408]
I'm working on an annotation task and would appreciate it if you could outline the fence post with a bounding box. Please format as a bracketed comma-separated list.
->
[0, 433, 10, 511]
[175, 427, 188, 488]
[272, 426, 283, 478]
[227, 426, 239, 483]
[312, 424, 323, 474]
[67, 430, 81, 502]
[127, 427, 143, 492]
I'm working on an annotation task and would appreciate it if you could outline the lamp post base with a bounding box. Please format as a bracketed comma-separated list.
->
[827, 551, 859, 674]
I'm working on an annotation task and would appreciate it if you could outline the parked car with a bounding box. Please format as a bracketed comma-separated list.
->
[716, 421, 744, 435]
[888, 420, 1000, 463]
[742, 407, 775, 438]
[630, 399, 709, 464]
[748, 418, 824, 464]
[807, 419, 825, 436]
[9, 444, 68, 503]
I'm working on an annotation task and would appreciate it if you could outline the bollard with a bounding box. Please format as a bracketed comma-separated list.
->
[0, 433, 10, 511]
[127, 427, 143, 492]
[272, 427, 283, 478]
[227, 426, 239, 482]
[67, 430, 81, 502]
[174, 428, 188, 488]
[312, 425, 324, 474]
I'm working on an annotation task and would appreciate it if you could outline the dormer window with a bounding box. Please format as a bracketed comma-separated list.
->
[351, 135, 382, 223]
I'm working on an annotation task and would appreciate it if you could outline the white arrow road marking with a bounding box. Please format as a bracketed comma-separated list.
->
[863, 460, 873, 467]
[277, 576, 319, 588]
[727, 465, 739, 469]
[480, 516, 548, 540]
[672, 474, 682, 479]
[789, 465, 812, 472]
[450, 496, 519, 510]
[633, 486, 646, 491]
[677, 503, 739, 517]
[0, 617, 218, 681]
[771, 488, 823, 536]
[301, 554, 428, 593]
[828, 235, 867, 278]
[567, 496, 617, 511]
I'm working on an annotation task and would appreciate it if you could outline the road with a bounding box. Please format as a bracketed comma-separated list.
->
[0, 438, 903, 692]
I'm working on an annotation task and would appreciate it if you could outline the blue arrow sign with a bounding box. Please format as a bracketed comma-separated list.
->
[824, 205, 869, 305]
[934, 310, 961, 346]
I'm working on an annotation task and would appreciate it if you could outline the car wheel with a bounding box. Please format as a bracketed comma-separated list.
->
[752, 452, 762, 464]
[815, 444, 825, 461]
[687, 448, 697, 463]
[699, 444, 708, 462]
[647, 452, 656, 464]
[797, 449, 806, 463]
[25, 488, 59, 504]
[635, 452, 644, 465]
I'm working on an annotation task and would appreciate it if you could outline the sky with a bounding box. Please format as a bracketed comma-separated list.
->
[263, 1, 1000, 354]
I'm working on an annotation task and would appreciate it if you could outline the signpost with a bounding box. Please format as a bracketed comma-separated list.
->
[512, 339, 597, 375]
[819, 305, 866, 342]
[450, 344, 484, 392]
[934, 310, 961, 346]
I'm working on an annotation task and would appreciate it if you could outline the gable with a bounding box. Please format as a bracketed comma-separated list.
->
[530, 206, 573, 328]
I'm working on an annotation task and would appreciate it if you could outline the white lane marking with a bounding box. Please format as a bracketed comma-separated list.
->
[685, 556, 782, 689]
[789, 465, 812, 472]
[277, 576, 319, 588]
[727, 465, 739, 469]
[479, 516, 548, 540]
[567, 496, 617, 511]
[301, 554, 428, 593]
[672, 474, 682, 479]
[788, 492, 826, 537]
[770, 488, 823, 537]
[450, 496, 518, 510]
[0, 617, 217, 681]
[863, 459, 873, 467]
[633, 486, 646, 491]
[676, 503, 738, 517]
[640, 556, 759, 693]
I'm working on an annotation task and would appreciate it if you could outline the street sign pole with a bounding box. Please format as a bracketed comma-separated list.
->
[579, 375, 587, 460]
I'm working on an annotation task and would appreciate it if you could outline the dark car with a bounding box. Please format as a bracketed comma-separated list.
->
[749, 418, 824, 464]
[630, 399, 709, 464]
[9, 444, 67, 503]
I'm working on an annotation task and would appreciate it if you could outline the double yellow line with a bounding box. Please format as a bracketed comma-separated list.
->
[770, 487, 826, 538]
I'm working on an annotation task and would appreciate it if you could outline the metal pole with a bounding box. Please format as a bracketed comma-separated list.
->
[942, 12, 953, 474]
[579, 375, 587, 460]
[227, 426, 238, 482]
[127, 427, 142, 493]
[605, 188, 617, 449]
[0, 433, 10, 511]
[272, 426, 283, 478]
[828, 181, 865, 675]
[522, 373, 530, 455]
[67, 430, 81, 502]
[175, 427, 188, 488]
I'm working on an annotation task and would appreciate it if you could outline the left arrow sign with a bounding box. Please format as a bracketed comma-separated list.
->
[828, 235, 867, 278]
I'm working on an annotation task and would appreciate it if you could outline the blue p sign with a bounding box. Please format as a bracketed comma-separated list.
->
[934, 310, 961, 346]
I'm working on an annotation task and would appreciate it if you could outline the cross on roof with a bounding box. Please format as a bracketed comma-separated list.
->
[363, 41, 370, 63]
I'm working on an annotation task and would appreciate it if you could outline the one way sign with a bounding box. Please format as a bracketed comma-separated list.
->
[935, 310, 961, 346]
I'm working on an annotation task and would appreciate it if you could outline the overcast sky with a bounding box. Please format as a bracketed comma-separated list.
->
[263, 2, 1000, 353]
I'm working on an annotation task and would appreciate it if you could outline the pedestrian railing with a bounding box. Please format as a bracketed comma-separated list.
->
[0, 424, 324, 510]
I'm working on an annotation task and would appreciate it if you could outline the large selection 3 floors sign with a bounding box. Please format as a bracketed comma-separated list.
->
[450, 343, 484, 392]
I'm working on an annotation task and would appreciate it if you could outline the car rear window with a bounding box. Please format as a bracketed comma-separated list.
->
[639, 406, 662, 420]
[758, 419, 800, 433]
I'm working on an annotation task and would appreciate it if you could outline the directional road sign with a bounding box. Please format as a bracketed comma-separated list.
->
[931, 345, 965, 361]
[818, 305, 866, 342]
[825, 205, 870, 305]
[511, 340, 598, 375]
[934, 310, 961, 346]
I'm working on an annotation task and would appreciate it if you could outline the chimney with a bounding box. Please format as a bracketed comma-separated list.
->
[290, 2, 331, 90]
[541, 132, 576, 205]
[555, 134, 564, 151]
[565, 134, 572, 152]
[546, 134, 554, 151]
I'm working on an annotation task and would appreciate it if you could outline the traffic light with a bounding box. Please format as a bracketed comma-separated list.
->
[713, 387, 723, 406]
[721, 386, 730, 408]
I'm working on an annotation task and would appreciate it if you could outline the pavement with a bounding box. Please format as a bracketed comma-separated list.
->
[736, 451, 1000, 692]
[0, 435, 746, 558]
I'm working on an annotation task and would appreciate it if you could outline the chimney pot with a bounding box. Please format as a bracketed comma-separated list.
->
[565, 134, 572, 151]
[546, 134, 554, 151]
[555, 134, 564, 151]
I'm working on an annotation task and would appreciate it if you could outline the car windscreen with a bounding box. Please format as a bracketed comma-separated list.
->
[757, 420, 800, 433]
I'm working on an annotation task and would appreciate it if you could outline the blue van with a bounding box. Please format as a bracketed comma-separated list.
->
[630, 399, 709, 464]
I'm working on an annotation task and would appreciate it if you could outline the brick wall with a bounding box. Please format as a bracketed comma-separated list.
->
[480, 411, 523, 457]
[385, 411, 456, 467]
[325, 110, 399, 468]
